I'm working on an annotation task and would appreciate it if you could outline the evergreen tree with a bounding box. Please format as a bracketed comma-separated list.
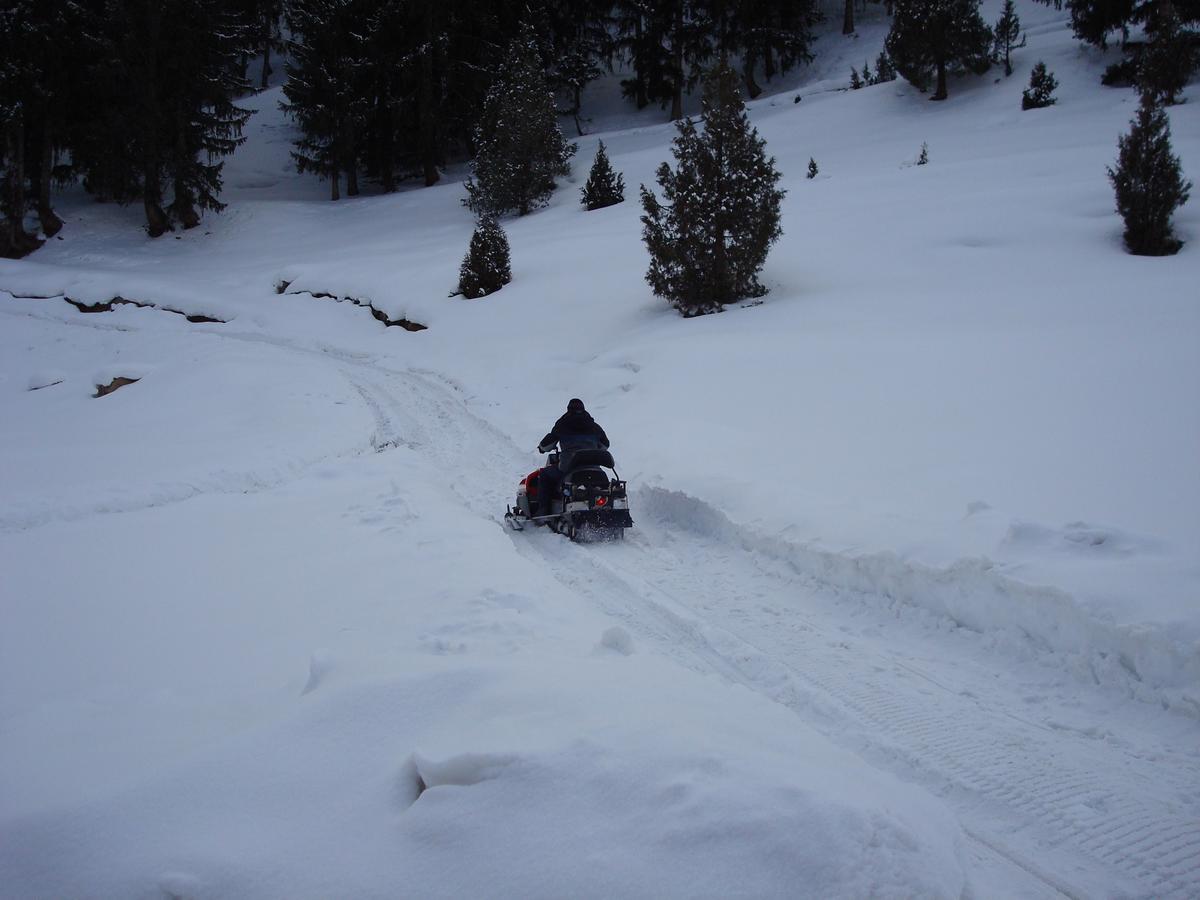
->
[0, 1, 39, 257]
[232, 0, 283, 91]
[639, 62, 784, 316]
[885, 0, 993, 101]
[615, 0, 672, 110]
[1022, 61, 1058, 109]
[917, 141, 929, 164]
[874, 50, 897, 83]
[616, 0, 711, 120]
[161, 0, 253, 228]
[581, 141, 625, 210]
[546, 1, 614, 136]
[807, 157, 818, 178]
[1033, 0, 1199, 55]
[282, 0, 369, 201]
[730, 0, 819, 99]
[457, 215, 512, 298]
[1107, 92, 1191, 255]
[464, 31, 576, 217]
[69, 0, 251, 237]
[1138, 4, 1196, 104]
[992, 0, 1026, 76]
[862, 60, 873, 84]
[850, 67, 864, 89]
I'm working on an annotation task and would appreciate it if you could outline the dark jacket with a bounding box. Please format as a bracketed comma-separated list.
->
[539, 409, 609, 453]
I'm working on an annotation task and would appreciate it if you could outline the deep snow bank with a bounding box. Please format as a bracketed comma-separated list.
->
[638, 486, 1200, 716]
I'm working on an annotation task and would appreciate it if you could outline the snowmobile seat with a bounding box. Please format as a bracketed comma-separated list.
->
[562, 448, 614, 471]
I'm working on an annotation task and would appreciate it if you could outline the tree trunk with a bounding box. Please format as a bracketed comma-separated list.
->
[142, 125, 170, 236]
[378, 78, 396, 192]
[260, 31, 272, 90]
[141, 3, 170, 237]
[843, 0, 855, 35]
[346, 161, 359, 197]
[743, 52, 762, 98]
[932, 59, 948, 100]
[37, 120, 63, 237]
[670, 1, 684, 121]
[143, 179, 171, 237]
[173, 106, 200, 229]
[330, 167, 340, 201]
[419, 0, 440, 187]
[1, 117, 39, 258]
[633, 14, 648, 109]
[764, 45, 777, 81]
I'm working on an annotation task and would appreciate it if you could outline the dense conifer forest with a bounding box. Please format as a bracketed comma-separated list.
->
[0, 0, 1195, 256]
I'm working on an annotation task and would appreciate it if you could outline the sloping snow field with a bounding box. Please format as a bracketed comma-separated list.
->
[1, 2, 1198, 897]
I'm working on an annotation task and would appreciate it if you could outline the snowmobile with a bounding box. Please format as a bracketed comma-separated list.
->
[504, 448, 633, 541]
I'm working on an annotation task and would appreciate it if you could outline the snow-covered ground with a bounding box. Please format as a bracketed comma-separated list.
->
[2, 2, 1198, 896]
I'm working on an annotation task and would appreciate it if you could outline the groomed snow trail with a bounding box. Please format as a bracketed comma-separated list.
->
[509, 490, 1200, 899]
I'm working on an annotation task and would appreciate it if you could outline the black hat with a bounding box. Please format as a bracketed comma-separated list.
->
[567, 398, 585, 413]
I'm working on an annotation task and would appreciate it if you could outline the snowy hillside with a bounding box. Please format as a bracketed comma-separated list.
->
[2, 1, 1198, 897]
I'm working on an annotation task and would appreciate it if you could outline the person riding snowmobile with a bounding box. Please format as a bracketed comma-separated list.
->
[535, 398, 609, 517]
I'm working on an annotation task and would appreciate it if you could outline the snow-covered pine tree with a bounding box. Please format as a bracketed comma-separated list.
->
[862, 60, 873, 84]
[1022, 61, 1058, 109]
[885, 0, 993, 101]
[850, 67, 864, 89]
[464, 30, 576, 217]
[917, 141, 929, 164]
[639, 61, 784, 316]
[992, 0, 1026, 76]
[1107, 92, 1191, 255]
[282, 0, 368, 201]
[581, 141, 625, 210]
[457, 215, 512, 298]
[807, 157, 818, 178]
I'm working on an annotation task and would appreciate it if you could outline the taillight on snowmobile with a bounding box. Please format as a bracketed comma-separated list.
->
[596, 496, 608, 507]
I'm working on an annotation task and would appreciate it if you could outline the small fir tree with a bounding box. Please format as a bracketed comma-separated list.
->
[1107, 93, 1191, 256]
[465, 30, 577, 217]
[917, 142, 929, 165]
[886, 0, 993, 101]
[850, 67, 864, 89]
[640, 62, 785, 316]
[1022, 62, 1058, 109]
[862, 60, 873, 84]
[874, 50, 897, 83]
[807, 157, 818, 179]
[992, 0, 1026, 76]
[458, 216, 513, 297]
[580, 141, 625, 210]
